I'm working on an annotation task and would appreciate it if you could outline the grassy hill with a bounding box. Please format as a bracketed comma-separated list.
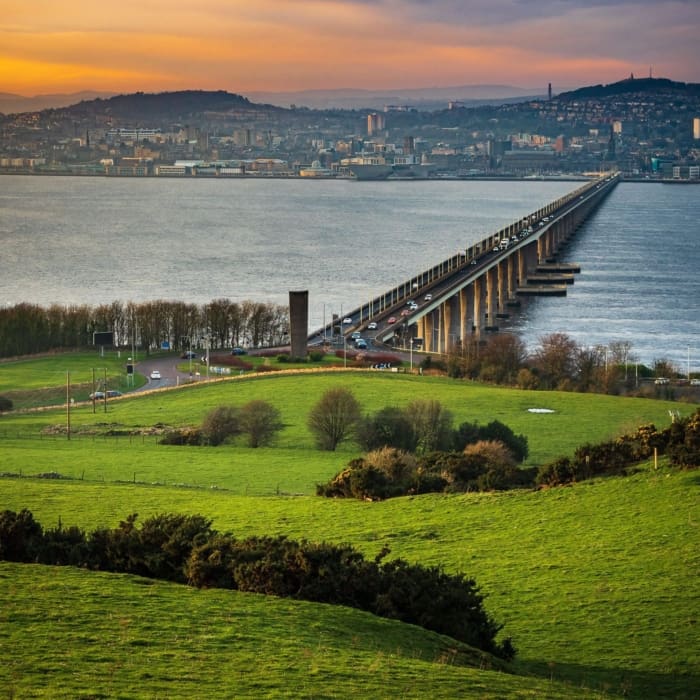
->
[1, 367, 698, 697]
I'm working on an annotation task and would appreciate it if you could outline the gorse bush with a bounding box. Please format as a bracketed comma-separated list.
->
[0, 510, 514, 660]
[536, 408, 700, 486]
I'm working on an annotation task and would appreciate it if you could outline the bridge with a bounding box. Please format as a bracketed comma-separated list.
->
[311, 172, 620, 353]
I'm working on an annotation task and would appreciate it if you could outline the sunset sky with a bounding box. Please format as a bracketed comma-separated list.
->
[2, 0, 699, 96]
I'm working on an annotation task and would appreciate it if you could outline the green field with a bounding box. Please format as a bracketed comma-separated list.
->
[1, 365, 699, 698]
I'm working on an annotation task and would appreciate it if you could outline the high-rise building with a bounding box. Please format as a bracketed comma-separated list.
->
[367, 112, 385, 136]
[693, 117, 700, 140]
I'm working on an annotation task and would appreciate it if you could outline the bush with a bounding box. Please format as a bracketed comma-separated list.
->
[0, 508, 43, 562]
[453, 420, 528, 463]
[0, 396, 13, 412]
[160, 426, 203, 445]
[201, 405, 240, 446]
[357, 406, 416, 452]
[238, 400, 283, 447]
[0, 510, 515, 659]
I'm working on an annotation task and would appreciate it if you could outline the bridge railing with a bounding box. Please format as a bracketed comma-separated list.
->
[311, 173, 618, 338]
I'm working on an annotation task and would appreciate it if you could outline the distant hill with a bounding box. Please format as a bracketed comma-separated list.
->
[558, 76, 700, 100]
[63, 90, 276, 120]
[0, 90, 116, 115]
[244, 84, 557, 110]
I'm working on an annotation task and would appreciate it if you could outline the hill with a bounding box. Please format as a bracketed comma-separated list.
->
[557, 76, 700, 100]
[61, 89, 280, 121]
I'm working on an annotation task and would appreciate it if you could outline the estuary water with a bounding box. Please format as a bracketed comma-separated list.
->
[0, 175, 698, 368]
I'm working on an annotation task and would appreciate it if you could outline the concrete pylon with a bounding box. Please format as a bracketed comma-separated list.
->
[289, 290, 308, 359]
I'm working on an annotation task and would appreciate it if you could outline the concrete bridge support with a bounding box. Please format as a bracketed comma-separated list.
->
[459, 287, 470, 345]
[486, 267, 497, 327]
[497, 260, 507, 314]
[473, 277, 484, 336]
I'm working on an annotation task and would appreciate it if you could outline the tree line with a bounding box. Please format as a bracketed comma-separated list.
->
[433, 333, 679, 394]
[0, 509, 514, 661]
[0, 299, 289, 358]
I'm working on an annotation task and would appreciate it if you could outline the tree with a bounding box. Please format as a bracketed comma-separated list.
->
[238, 400, 283, 447]
[308, 387, 361, 451]
[478, 333, 527, 384]
[357, 406, 416, 452]
[532, 332, 579, 389]
[404, 399, 453, 454]
[201, 405, 240, 446]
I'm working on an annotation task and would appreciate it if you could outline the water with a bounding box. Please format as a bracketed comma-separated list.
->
[0, 175, 698, 368]
[511, 183, 700, 370]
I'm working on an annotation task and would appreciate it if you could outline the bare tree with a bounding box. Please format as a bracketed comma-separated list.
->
[308, 387, 361, 451]
[532, 333, 579, 389]
[404, 399, 453, 454]
[479, 333, 527, 384]
[239, 400, 283, 448]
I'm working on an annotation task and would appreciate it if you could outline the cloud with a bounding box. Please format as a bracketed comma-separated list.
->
[0, 0, 697, 93]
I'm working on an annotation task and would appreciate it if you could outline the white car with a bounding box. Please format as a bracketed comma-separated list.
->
[367, 322, 378, 330]
[150, 369, 161, 380]
[342, 317, 353, 325]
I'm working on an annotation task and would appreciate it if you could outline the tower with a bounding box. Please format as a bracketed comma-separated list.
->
[289, 291, 309, 359]
[548, 83, 552, 101]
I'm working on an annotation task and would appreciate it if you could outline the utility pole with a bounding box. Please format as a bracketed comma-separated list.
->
[66, 371, 71, 440]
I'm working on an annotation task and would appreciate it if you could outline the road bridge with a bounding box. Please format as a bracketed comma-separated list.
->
[311, 173, 619, 353]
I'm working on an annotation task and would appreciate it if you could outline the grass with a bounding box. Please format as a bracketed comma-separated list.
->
[0, 563, 605, 699]
[1, 363, 698, 698]
[1, 464, 698, 698]
[1, 371, 693, 469]
[0, 350, 147, 408]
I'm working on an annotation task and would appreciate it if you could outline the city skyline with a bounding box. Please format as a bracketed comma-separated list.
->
[1, 0, 699, 97]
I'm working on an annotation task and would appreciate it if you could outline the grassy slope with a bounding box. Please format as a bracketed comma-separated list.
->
[0, 563, 603, 700]
[2, 466, 698, 698]
[1, 370, 698, 697]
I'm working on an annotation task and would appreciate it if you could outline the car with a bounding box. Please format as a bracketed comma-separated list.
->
[355, 339, 367, 349]
[690, 378, 700, 386]
[231, 347, 247, 355]
[424, 293, 433, 300]
[387, 316, 397, 324]
[350, 331, 362, 340]
[89, 391, 105, 400]
[150, 369, 161, 380]
[367, 322, 378, 330]
[654, 377, 669, 385]
[106, 390, 122, 398]
[181, 351, 197, 359]
[342, 317, 353, 325]
[400, 309, 411, 316]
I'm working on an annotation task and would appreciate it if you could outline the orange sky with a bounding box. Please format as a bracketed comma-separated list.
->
[1, 0, 698, 96]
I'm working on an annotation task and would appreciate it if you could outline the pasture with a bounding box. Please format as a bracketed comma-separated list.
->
[1, 366, 698, 698]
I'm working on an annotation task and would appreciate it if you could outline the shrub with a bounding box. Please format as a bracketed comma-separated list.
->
[0, 510, 515, 659]
[0, 396, 13, 412]
[453, 420, 528, 463]
[0, 508, 43, 562]
[357, 406, 416, 452]
[238, 400, 283, 448]
[201, 405, 240, 446]
[160, 426, 203, 445]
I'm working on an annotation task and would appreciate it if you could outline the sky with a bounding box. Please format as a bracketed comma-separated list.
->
[1, 0, 699, 96]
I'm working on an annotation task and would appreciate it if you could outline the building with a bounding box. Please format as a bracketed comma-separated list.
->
[694, 117, 700, 140]
[367, 112, 385, 136]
